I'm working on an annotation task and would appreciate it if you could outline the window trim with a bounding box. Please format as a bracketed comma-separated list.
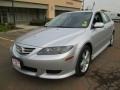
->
[91, 12, 104, 29]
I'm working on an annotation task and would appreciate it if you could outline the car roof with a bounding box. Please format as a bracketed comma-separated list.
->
[65, 10, 100, 14]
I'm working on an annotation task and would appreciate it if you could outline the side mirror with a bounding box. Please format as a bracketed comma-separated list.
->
[94, 22, 104, 28]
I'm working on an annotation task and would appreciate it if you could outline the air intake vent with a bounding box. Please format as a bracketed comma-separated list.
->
[16, 45, 35, 55]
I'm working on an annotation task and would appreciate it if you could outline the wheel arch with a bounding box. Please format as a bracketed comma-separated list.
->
[75, 42, 93, 76]
[84, 42, 93, 54]
[75, 41, 93, 64]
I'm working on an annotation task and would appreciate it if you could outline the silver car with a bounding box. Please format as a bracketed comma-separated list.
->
[10, 11, 115, 79]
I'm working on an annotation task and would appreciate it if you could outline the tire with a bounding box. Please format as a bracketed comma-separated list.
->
[75, 45, 91, 76]
[109, 33, 114, 47]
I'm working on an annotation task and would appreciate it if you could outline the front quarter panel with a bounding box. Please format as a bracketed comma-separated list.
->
[69, 30, 93, 68]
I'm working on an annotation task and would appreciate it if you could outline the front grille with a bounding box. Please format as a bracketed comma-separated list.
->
[16, 45, 35, 55]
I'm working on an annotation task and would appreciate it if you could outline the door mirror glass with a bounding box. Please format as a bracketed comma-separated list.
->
[94, 22, 104, 28]
[117, 13, 120, 17]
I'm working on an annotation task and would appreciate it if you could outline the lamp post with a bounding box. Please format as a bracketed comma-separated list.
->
[92, 1, 95, 10]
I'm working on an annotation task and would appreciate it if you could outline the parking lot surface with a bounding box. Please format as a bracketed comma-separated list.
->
[0, 23, 120, 90]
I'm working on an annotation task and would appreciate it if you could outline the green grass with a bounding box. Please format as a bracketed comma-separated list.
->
[0, 24, 8, 32]
[0, 23, 15, 32]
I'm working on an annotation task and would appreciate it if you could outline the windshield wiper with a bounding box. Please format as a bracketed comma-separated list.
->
[44, 26, 63, 28]
[44, 26, 77, 28]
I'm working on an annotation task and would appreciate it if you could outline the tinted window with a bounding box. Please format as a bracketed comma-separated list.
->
[93, 12, 103, 25]
[104, 13, 111, 22]
[45, 12, 93, 28]
[101, 12, 111, 23]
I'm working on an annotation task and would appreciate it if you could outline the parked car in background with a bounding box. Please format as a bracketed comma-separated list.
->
[10, 11, 115, 79]
[112, 13, 120, 22]
[105, 11, 120, 22]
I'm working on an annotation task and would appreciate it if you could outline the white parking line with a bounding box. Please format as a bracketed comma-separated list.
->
[0, 37, 14, 42]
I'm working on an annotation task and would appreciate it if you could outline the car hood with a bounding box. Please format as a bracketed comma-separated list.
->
[16, 27, 86, 47]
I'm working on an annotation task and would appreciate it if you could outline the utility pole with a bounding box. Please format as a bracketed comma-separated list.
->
[80, 0, 84, 11]
[12, 0, 16, 25]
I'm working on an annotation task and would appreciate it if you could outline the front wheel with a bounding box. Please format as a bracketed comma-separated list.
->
[75, 45, 91, 76]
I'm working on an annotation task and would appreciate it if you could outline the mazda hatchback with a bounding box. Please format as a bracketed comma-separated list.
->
[10, 11, 114, 79]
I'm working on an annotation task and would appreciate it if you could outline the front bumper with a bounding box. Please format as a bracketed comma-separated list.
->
[10, 44, 76, 79]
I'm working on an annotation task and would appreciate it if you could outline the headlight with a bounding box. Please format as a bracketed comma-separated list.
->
[37, 46, 73, 55]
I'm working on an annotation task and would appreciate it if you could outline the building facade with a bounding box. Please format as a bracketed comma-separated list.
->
[0, 0, 82, 24]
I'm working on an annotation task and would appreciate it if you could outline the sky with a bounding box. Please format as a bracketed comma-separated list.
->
[85, 0, 120, 12]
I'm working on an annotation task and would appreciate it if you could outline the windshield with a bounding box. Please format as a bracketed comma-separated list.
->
[45, 12, 93, 28]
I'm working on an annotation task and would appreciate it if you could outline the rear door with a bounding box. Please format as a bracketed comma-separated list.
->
[101, 12, 114, 42]
[91, 12, 108, 54]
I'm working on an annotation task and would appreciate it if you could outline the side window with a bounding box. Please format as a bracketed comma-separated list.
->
[101, 12, 111, 23]
[104, 13, 111, 22]
[93, 12, 103, 25]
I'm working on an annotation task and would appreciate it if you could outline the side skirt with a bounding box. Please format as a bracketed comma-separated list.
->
[92, 41, 110, 60]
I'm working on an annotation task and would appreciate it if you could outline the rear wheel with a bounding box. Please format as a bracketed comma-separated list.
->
[109, 33, 114, 47]
[75, 45, 91, 76]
